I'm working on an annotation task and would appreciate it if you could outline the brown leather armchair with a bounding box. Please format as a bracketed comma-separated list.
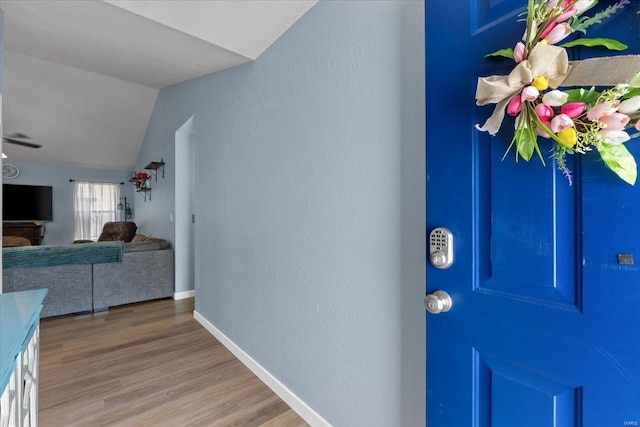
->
[74, 221, 137, 244]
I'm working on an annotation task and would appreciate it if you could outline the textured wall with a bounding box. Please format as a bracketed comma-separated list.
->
[136, 1, 425, 425]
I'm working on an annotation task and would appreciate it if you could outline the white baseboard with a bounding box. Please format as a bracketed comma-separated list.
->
[174, 290, 195, 300]
[193, 310, 331, 427]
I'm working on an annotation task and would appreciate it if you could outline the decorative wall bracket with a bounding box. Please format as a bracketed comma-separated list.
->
[145, 159, 165, 181]
[129, 159, 164, 202]
[136, 188, 151, 202]
[129, 172, 151, 202]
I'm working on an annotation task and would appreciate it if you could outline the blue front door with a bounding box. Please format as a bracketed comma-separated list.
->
[427, 0, 640, 425]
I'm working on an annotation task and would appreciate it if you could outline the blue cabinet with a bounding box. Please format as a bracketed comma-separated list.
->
[0, 289, 47, 426]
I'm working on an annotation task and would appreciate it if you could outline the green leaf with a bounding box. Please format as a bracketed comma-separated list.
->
[598, 143, 637, 185]
[515, 126, 536, 161]
[564, 87, 599, 104]
[624, 86, 640, 98]
[484, 48, 514, 60]
[629, 72, 640, 88]
[560, 38, 628, 51]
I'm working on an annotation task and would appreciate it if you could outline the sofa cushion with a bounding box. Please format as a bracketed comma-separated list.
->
[125, 235, 169, 252]
[130, 234, 160, 243]
[98, 221, 137, 242]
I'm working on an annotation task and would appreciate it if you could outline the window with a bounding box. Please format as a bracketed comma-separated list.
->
[73, 181, 121, 241]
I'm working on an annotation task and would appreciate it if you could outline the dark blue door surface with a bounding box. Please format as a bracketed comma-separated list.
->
[427, 0, 640, 425]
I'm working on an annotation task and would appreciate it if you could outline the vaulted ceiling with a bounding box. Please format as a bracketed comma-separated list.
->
[0, 0, 318, 170]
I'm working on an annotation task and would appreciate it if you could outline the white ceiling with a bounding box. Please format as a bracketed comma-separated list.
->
[0, 0, 318, 170]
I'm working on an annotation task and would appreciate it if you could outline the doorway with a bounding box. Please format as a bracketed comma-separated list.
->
[174, 116, 195, 298]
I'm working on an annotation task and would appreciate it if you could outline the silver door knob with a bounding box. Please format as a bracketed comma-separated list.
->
[424, 290, 452, 314]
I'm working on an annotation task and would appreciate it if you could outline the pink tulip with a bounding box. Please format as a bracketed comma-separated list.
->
[599, 112, 630, 131]
[544, 23, 571, 44]
[537, 121, 552, 138]
[539, 22, 557, 40]
[535, 103, 554, 121]
[635, 119, 640, 132]
[506, 95, 523, 116]
[521, 86, 540, 102]
[587, 102, 616, 121]
[560, 102, 586, 118]
[514, 42, 525, 63]
[555, 8, 578, 23]
[574, 0, 596, 14]
[550, 113, 573, 133]
[547, 0, 560, 9]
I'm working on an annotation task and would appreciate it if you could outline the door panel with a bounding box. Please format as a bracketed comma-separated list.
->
[426, 0, 640, 425]
[481, 147, 578, 308]
[475, 351, 582, 426]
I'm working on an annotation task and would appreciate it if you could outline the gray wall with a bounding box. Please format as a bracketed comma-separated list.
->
[2, 160, 134, 245]
[136, 1, 425, 425]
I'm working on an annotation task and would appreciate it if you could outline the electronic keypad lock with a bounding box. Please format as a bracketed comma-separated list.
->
[429, 227, 453, 269]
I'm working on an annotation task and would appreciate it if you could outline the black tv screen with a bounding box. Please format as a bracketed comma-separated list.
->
[3, 184, 53, 221]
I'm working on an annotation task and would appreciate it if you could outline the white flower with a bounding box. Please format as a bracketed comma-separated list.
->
[601, 130, 631, 145]
[617, 96, 640, 114]
[542, 90, 569, 107]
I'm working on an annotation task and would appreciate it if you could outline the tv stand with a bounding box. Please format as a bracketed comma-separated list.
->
[3, 222, 43, 245]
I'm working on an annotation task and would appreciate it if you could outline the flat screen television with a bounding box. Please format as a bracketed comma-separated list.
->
[3, 184, 53, 221]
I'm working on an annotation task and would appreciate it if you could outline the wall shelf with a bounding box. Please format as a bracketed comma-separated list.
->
[144, 159, 165, 181]
[129, 175, 151, 202]
[128, 159, 163, 202]
[135, 188, 151, 202]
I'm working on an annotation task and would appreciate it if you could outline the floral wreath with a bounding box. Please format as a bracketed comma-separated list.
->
[476, 0, 640, 185]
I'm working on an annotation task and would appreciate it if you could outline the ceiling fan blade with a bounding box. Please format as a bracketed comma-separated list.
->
[3, 138, 42, 149]
[3, 131, 31, 140]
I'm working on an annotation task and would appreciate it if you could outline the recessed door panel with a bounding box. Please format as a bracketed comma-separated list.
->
[474, 351, 581, 427]
[475, 136, 580, 309]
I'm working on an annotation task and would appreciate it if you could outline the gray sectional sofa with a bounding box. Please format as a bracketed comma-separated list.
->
[93, 244, 174, 311]
[2, 236, 174, 318]
[3, 264, 93, 318]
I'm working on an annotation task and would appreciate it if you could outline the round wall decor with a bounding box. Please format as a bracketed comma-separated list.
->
[2, 164, 19, 179]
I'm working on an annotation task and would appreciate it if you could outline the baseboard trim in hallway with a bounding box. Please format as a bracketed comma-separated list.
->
[193, 310, 331, 427]
[174, 290, 195, 300]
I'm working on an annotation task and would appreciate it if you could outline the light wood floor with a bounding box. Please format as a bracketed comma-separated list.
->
[38, 297, 309, 427]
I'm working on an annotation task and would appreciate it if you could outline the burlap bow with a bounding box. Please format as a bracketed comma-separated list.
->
[476, 43, 640, 135]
